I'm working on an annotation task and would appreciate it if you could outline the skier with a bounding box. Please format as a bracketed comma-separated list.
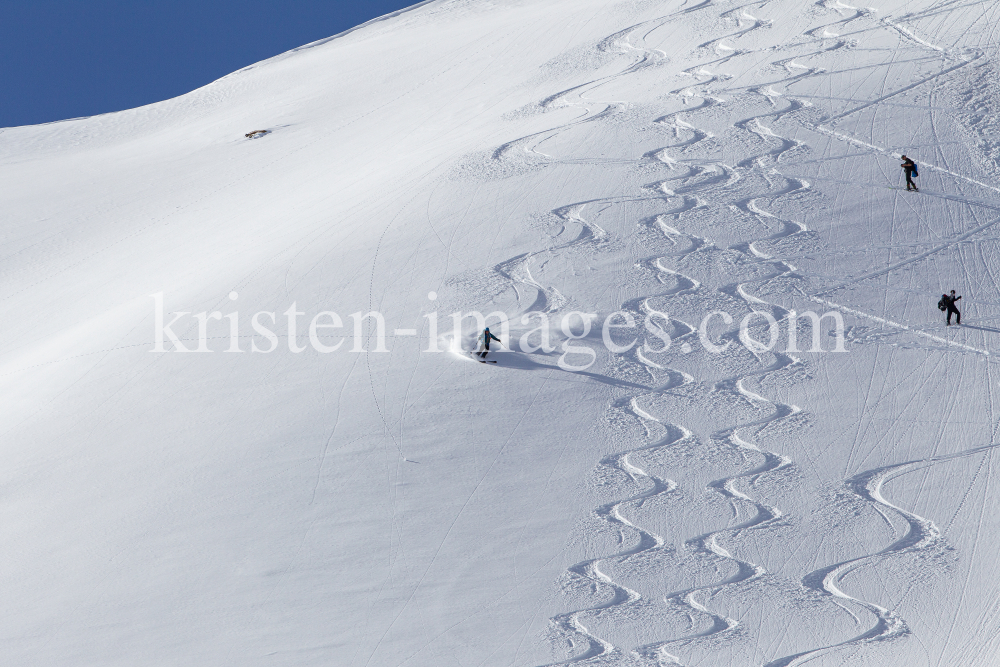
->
[938, 290, 961, 325]
[476, 327, 502, 360]
[901, 155, 919, 192]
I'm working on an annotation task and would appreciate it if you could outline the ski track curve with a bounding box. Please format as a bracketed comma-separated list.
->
[765, 444, 1000, 667]
[625, 50, 818, 662]
[488, 1, 976, 664]
[541, 405, 693, 667]
[740, 3, 990, 664]
[542, 87, 810, 667]
[515, 16, 713, 665]
[531, 3, 819, 663]
[490, 12, 680, 320]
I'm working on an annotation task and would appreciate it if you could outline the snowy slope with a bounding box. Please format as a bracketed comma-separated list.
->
[3, 0, 1000, 665]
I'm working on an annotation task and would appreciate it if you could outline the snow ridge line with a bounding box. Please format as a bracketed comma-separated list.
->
[880, 16, 945, 53]
[765, 443, 1000, 667]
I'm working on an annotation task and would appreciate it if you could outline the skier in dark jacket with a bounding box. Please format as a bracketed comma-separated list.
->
[476, 327, 502, 359]
[940, 290, 961, 325]
[901, 155, 918, 191]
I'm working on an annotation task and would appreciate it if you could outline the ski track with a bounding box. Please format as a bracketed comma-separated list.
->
[760, 5, 1000, 662]
[491, 13, 676, 321]
[477, 1, 982, 664]
[513, 16, 711, 666]
[512, 4, 819, 664]
[5, 0, 999, 664]
[765, 444, 1000, 667]
[532, 11, 812, 664]
[543, 407, 692, 666]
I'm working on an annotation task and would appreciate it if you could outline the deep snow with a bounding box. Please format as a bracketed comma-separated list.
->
[3, 0, 1000, 665]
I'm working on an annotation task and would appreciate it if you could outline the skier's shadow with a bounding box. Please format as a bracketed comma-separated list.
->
[959, 323, 1000, 334]
[490, 352, 650, 390]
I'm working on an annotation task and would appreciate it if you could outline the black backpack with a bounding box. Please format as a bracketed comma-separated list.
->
[938, 296, 947, 311]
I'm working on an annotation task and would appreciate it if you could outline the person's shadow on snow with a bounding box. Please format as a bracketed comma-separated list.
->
[958, 323, 1000, 334]
[489, 350, 650, 390]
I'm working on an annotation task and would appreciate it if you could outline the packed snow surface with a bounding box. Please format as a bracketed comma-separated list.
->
[3, 0, 1000, 665]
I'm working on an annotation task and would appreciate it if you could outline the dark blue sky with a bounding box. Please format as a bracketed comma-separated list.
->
[1, 1, 420, 128]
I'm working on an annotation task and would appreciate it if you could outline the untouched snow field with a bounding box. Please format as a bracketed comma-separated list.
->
[4, 0, 1000, 665]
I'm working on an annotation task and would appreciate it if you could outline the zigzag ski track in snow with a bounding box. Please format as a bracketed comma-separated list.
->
[4, 0, 1000, 666]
